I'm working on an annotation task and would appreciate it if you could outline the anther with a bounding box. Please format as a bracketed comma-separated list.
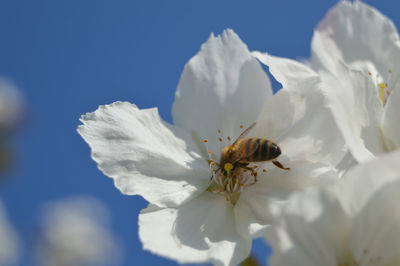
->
[240, 125, 243, 129]
[262, 169, 267, 173]
[218, 129, 221, 134]
[203, 139, 208, 143]
[218, 137, 222, 142]
[227, 136, 231, 141]
[208, 150, 212, 154]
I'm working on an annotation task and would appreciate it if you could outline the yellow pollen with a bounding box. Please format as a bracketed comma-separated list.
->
[224, 163, 234, 177]
[208, 150, 212, 154]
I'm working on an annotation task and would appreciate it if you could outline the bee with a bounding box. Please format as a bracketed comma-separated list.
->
[219, 122, 290, 179]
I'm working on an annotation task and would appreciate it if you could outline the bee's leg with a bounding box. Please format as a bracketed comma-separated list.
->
[272, 160, 290, 170]
[239, 164, 258, 181]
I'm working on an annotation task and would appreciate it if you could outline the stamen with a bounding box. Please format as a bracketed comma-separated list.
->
[217, 129, 224, 151]
[369, 70, 392, 107]
[379, 82, 387, 105]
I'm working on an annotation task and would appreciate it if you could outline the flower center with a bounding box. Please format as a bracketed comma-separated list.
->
[202, 128, 267, 205]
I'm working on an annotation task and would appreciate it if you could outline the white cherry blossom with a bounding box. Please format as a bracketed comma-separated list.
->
[78, 29, 344, 265]
[268, 150, 400, 266]
[0, 78, 25, 171]
[0, 199, 20, 265]
[35, 197, 122, 266]
[0, 78, 24, 132]
[254, 0, 400, 166]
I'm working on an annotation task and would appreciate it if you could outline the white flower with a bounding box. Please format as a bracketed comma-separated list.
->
[268, 149, 400, 266]
[35, 197, 122, 266]
[0, 199, 20, 265]
[254, 0, 400, 166]
[0, 78, 24, 132]
[78, 29, 344, 265]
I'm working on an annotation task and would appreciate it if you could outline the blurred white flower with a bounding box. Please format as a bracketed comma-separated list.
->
[254, 0, 400, 167]
[78, 29, 344, 265]
[0, 78, 25, 171]
[0, 78, 24, 132]
[36, 196, 122, 266]
[268, 150, 400, 266]
[0, 199, 20, 265]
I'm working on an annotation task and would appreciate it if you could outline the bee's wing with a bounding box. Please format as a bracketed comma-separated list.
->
[232, 122, 256, 146]
[232, 138, 260, 164]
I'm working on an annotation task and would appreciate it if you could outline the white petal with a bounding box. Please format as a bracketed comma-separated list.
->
[382, 83, 400, 151]
[319, 64, 384, 163]
[235, 160, 338, 238]
[0, 199, 20, 265]
[253, 77, 346, 166]
[268, 188, 350, 266]
[78, 102, 210, 208]
[311, 0, 400, 82]
[139, 193, 251, 266]
[337, 149, 400, 216]
[252, 52, 318, 88]
[172, 29, 272, 153]
[351, 180, 400, 265]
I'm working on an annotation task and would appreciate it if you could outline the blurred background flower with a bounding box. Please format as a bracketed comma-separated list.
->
[35, 196, 122, 266]
[0, 199, 20, 265]
[0, 78, 24, 173]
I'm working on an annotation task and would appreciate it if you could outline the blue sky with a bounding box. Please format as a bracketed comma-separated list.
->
[0, 0, 398, 265]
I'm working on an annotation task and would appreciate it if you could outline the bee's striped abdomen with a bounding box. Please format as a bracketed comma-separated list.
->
[244, 138, 281, 162]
